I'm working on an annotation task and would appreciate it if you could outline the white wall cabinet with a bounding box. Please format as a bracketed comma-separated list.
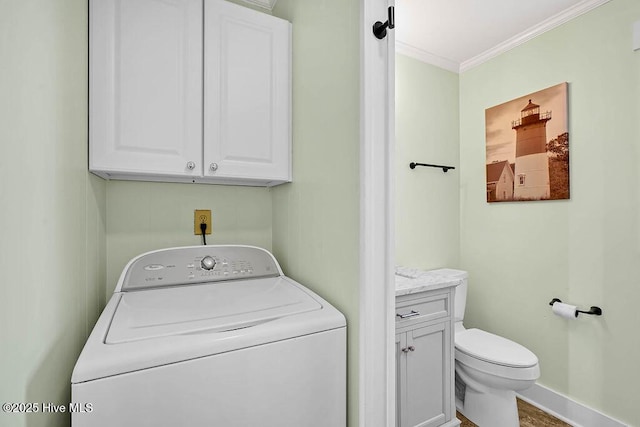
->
[89, 0, 291, 186]
[396, 288, 459, 427]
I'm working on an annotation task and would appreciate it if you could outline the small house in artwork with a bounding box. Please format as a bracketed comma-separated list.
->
[486, 160, 514, 202]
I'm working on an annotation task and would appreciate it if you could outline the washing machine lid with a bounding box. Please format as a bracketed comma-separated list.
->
[106, 276, 321, 344]
[455, 328, 538, 368]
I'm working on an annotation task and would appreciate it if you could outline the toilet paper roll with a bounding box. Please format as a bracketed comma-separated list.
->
[552, 302, 578, 319]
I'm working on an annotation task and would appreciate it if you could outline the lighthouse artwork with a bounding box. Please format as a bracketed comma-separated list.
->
[485, 83, 569, 202]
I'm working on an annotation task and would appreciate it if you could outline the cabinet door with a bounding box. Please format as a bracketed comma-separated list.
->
[405, 322, 451, 427]
[204, 0, 291, 183]
[90, 0, 202, 178]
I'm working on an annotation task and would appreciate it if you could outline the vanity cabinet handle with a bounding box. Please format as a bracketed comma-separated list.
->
[401, 346, 416, 353]
[396, 310, 420, 319]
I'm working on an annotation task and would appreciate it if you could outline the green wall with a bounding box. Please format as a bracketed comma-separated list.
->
[271, 1, 361, 426]
[459, 0, 640, 424]
[0, 1, 106, 426]
[396, 54, 460, 269]
[105, 182, 272, 295]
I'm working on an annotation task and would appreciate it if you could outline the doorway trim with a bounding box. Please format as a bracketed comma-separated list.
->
[359, 0, 395, 425]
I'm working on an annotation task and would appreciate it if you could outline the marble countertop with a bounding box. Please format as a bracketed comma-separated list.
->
[395, 267, 467, 297]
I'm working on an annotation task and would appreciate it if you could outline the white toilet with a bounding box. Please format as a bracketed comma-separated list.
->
[452, 270, 540, 427]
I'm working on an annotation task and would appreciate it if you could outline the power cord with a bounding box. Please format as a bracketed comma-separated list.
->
[200, 222, 207, 245]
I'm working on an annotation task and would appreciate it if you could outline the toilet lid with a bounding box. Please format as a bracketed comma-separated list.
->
[455, 328, 538, 368]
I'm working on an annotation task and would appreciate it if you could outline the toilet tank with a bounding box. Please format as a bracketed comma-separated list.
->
[430, 269, 468, 322]
[454, 277, 468, 322]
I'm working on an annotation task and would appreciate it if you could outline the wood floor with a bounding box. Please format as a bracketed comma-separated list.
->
[457, 398, 571, 427]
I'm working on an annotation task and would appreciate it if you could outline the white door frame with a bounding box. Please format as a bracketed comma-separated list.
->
[359, 0, 395, 425]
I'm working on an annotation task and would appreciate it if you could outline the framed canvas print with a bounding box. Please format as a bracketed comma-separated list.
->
[485, 82, 569, 202]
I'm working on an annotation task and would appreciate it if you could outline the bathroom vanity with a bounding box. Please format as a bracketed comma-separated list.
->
[395, 272, 460, 427]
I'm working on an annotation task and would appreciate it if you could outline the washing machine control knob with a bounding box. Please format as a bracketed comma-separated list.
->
[201, 256, 216, 270]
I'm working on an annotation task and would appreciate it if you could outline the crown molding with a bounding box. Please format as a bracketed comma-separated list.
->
[395, 41, 460, 73]
[238, 0, 278, 11]
[460, 0, 612, 72]
[396, 0, 611, 74]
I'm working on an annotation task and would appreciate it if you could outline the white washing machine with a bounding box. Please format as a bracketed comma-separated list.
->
[71, 245, 346, 427]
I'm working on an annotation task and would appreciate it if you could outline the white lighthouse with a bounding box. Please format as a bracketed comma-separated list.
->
[512, 99, 551, 199]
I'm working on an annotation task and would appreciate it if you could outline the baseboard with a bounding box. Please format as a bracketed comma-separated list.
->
[517, 383, 627, 427]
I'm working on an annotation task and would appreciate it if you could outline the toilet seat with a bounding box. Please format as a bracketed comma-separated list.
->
[455, 328, 539, 381]
[456, 328, 538, 367]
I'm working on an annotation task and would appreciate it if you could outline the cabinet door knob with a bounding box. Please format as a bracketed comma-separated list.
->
[402, 347, 410, 353]
[210, 163, 218, 172]
[187, 161, 196, 170]
[408, 346, 415, 352]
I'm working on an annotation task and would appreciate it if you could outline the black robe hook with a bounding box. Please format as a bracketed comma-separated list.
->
[373, 7, 395, 40]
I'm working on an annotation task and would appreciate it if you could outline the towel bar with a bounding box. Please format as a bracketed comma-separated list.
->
[409, 162, 456, 173]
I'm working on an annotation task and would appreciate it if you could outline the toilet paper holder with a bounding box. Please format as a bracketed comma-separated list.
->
[549, 298, 603, 316]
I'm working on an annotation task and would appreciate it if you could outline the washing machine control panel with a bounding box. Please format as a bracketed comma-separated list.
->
[121, 246, 280, 291]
